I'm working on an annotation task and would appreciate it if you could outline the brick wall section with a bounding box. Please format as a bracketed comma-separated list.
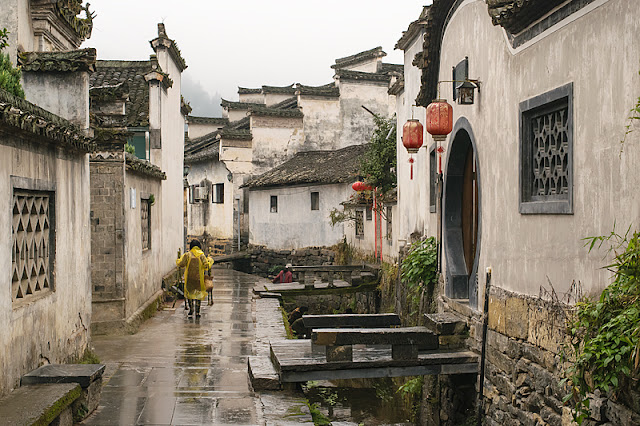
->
[90, 159, 125, 300]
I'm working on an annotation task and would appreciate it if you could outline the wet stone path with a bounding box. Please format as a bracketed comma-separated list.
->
[82, 268, 291, 425]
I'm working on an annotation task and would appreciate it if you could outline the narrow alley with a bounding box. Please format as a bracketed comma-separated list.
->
[81, 268, 310, 426]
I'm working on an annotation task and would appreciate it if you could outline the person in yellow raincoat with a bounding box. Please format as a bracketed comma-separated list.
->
[176, 239, 213, 318]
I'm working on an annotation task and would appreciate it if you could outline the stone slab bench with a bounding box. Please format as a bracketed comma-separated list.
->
[312, 327, 438, 362]
[303, 313, 401, 329]
[0, 382, 81, 426]
[21, 363, 105, 421]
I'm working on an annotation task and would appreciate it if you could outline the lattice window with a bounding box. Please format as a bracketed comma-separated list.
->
[355, 210, 364, 237]
[141, 198, 151, 251]
[12, 191, 53, 302]
[519, 83, 573, 214]
[386, 206, 393, 241]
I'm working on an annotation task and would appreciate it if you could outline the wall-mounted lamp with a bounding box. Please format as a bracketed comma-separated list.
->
[183, 165, 191, 177]
[227, 172, 233, 182]
[457, 80, 479, 105]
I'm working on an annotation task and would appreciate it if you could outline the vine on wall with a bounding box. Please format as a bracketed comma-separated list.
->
[563, 228, 640, 423]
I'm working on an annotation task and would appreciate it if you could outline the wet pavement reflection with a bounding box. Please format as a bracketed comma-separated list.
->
[82, 268, 261, 426]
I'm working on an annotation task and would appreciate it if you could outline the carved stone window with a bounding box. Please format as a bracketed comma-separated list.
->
[141, 198, 151, 251]
[519, 83, 573, 214]
[355, 210, 364, 237]
[12, 189, 54, 304]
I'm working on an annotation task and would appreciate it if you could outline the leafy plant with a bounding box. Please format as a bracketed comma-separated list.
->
[400, 237, 438, 290]
[0, 28, 25, 99]
[360, 114, 397, 194]
[563, 228, 640, 423]
[124, 143, 136, 155]
[148, 194, 155, 206]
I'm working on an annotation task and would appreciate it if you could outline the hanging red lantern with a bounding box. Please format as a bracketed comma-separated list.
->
[402, 119, 424, 181]
[352, 181, 372, 191]
[402, 119, 423, 154]
[426, 99, 453, 137]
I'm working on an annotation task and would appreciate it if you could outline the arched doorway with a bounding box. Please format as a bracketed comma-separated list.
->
[443, 118, 480, 308]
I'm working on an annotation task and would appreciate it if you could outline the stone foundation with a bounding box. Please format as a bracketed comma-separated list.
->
[247, 245, 336, 277]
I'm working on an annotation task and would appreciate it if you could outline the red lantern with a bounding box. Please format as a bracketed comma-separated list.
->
[426, 99, 453, 137]
[402, 119, 423, 154]
[352, 181, 372, 191]
[402, 119, 424, 180]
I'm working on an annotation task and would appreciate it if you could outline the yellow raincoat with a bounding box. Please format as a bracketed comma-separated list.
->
[176, 247, 213, 301]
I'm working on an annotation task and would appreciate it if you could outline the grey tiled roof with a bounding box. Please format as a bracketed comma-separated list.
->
[185, 130, 220, 155]
[221, 99, 264, 110]
[125, 152, 166, 180]
[18, 48, 97, 72]
[229, 117, 250, 130]
[331, 47, 386, 69]
[270, 97, 298, 109]
[90, 60, 153, 127]
[380, 63, 404, 75]
[249, 105, 303, 119]
[335, 69, 392, 83]
[388, 77, 405, 95]
[262, 84, 296, 95]
[238, 87, 261, 94]
[0, 88, 94, 153]
[295, 83, 340, 97]
[220, 128, 252, 140]
[188, 116, 228, 126]
[185, 139, 220, 163]
[242, 144, 369, 189]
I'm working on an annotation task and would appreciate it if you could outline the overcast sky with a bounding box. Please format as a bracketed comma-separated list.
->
[83, 1, 427, 116]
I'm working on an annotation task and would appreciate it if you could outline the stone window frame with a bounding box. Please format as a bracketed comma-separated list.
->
[366, 205, 372, 221]
[355, 210, 364, 238]
[519, 83, 574, 215]
[270, 195, 278, 213]
[212, 183, 224, 204]
[141, 197, 151, 251]
[386, 206, 393, 243]
[11, 176, 56, 307]
[310, 191, 319, 211]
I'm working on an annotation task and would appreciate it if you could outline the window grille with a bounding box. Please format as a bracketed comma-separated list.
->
[311, 192, 319, 210]
[270, 195, 278, 213]
[141, 198, 151, 251]
[519, 83, 573, 214]
[212, 183, 224, 204]
[12, 190, 53, 302]
[355, 210, 364, 237]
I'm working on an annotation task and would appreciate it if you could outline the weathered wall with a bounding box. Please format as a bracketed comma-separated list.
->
[338, 80, 391, 149]
[187, 122, 224, 140]
[90, 155, 125, 333]
[0, 132, 91, 398]
[264, 93, 292, 106]
[248, 183, 350, 250]
[22, 71, 90, 130]
[434, 0, 640, 300]
[153, 36, 187, 282]
[250, 115, 304, 172]
[395, 29, 431, 245]
[122, 171, 163, 324]
[186, 160, 234, 239]
[247, 245, 336, 277]
[345, 203, 399, 263]
[297, 95, 341, 150]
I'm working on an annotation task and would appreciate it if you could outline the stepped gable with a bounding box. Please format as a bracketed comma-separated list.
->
[90, 60, 153, 127]
[295, 82, 340, 97]
[242, 144, 369, 189]
[221, 99, 264, 110]
[187, 116, 228, 126]
[395, 5, 430, 50]
[150, 23, 187, 71]
[238, 87, 261, 94]
[261, 84, 296, 95]
[18, 48, 97, 73]
[331, 46, 386, 69]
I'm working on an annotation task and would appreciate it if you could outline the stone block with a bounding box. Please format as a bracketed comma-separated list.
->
[0, 383, 81, 426]
[505, 296, 529, 340]
[424, 312, 467, 335]
[487, 345, 516, 377]
[391, 344, 418, 360]
[488, 294, 506, 334]
[527, 302, 567, 355]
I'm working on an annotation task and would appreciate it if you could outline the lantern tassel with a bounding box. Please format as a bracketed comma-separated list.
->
[409, 156, 414, 180]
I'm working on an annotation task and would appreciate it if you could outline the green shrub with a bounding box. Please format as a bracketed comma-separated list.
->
[0, 29, 25, 99]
